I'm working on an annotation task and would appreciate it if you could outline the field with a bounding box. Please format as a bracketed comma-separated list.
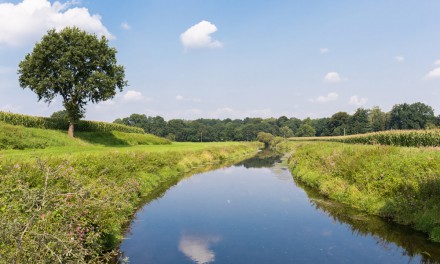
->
[286, 140, 440, 242]
[0, 121, 260, 263]
[289, 129, 440, 147]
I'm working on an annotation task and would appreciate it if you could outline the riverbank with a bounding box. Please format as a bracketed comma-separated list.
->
[0, 141, 260, 263]
[286, 141, 440, 243]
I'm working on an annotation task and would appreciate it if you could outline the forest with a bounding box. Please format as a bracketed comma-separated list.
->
[112, 102, 438, 142]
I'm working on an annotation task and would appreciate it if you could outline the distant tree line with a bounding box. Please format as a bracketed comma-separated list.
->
[112, 102, 438, 142]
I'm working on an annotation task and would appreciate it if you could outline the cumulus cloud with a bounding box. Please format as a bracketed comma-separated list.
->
[309, 92, 339, 103]
[435, 60, 440, 66]
[425, 67, 440, 80]
[349, 95, 368, 106]
[180, 20, 222, 51]
[320, 48, 329, 54]
[395, 55, 405, 63]
[121, 22, 131, 30]
[0, 0, 112, 47]
[123, 90, 145, 102]
[324, 72, 346, 83]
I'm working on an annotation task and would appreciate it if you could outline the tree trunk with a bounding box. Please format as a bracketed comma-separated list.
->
[68, 122, 75, 138]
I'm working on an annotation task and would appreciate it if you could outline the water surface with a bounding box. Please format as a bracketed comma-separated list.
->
[121, 151, 440, 263]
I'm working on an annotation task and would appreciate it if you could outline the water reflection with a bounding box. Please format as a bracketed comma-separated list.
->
[235, 149, 283, 168]
[178, 234, 221, 264]
[121, 149, 440, 264]
[297, 179, 440, 264]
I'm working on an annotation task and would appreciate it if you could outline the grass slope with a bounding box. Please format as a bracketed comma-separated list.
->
[0, 121, 169, 150]
[287, 141, 440, 242]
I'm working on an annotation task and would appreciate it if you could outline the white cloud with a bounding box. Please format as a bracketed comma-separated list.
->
[0, 0, 112, 47]
[175, 95, 202, 102]
[425, 67, 440, 80]
[121, 22, 131, 30]
[349, 95, 368, 106]
[180, 20, 222, 51]
[395, 55, 405, 63]
[435, 60, 440, 66]
[123, 90, 145, 102]
[309, 92, 339, 103]
[320, 48, 329, 54]
[324, 72, 345, 83]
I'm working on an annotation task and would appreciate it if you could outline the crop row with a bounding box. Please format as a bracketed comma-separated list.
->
[290, 129, 440, 147]
[0, 111, 144, 134]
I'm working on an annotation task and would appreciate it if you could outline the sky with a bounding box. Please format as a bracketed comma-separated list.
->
[0, 0, 440, 121]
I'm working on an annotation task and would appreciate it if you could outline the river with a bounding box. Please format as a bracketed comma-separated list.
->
[120, 150, 440, 263]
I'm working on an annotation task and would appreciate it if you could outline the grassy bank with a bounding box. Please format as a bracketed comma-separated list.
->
[0, 136, 259, 262]
[0, 121, 170, 150]
[287, 141, 440, 242]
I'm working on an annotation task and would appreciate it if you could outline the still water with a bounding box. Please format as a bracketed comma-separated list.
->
[121, 151, 440, 263]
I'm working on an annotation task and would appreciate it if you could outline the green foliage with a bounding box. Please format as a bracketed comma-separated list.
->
[0, 142, 259, 262]
[18, 27, 127, 136]
[389, 102, 435, 130]
[257, 132, 274, 147]
[114, 101, 439, 142]
[296, 123, 316, 137]
[288, 141, 440, 242]
[0, 111, 144, 134]
[50, 110, 69, 121]
[280, 126, 293, 139]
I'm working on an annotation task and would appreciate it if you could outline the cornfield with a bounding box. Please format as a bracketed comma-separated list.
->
[289, 129, 440, 147]
[0, 111, 144, 134]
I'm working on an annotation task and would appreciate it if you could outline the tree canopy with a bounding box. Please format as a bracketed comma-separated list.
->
[19, 27, 127, 137]
[113, 102, 439, 142]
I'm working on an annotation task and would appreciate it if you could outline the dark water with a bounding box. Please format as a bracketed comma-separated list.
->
[120, 151, 440, 264]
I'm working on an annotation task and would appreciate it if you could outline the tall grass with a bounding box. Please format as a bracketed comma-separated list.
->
[0, 111, 144, 134]
[290, 129, 440, 147]
[288, 141, 440, 242]
[0, 142, 260, 263]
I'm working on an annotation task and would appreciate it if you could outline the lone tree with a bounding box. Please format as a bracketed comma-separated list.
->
[18, 27, 127, 137]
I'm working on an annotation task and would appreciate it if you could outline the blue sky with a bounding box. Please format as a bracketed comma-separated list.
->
[0, 0, 440, 121]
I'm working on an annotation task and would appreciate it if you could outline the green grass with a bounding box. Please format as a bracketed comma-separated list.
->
[0, 122, 261, 262]
[287, 141, 440, 242]
[0, 121, 169, 151]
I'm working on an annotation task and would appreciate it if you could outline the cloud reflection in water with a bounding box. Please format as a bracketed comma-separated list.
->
[178, 234, 221, 264]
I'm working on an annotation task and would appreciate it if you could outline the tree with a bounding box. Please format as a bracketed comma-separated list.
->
[369, 106, 386, 132]
[19, 27, 127, 137]
[280, 126, 293, 139]
[257, 132, 274, 148]
[296, 124, 316, 137]
[50, 110, 69, 121]
[348, 108, 370, 134]
[389, 102, 435, 130]
[328, 112, 350, 136]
